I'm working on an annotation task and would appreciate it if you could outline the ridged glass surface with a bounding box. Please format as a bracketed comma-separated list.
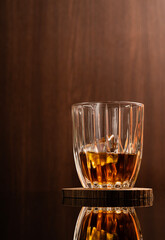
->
[72, 101, 144, 188]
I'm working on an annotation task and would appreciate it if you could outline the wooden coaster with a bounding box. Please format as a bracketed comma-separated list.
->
[62, 187, 153, 207]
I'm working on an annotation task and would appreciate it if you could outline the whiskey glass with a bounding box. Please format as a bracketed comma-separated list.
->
[73, 207, 143, 240]
[72, 101, 144, 188]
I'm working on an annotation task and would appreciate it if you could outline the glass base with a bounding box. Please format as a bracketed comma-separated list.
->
[86, 180, 131, 189]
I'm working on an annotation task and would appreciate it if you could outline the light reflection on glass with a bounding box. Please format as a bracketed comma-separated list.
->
[74, 207, 142, 240]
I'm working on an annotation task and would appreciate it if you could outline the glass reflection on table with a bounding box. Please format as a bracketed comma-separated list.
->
[74, 207, 142, 240]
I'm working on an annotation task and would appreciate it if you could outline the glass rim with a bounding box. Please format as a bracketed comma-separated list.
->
[72, 101, 144, 108]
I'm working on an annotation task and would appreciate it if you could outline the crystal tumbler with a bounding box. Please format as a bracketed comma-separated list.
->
[72, 101, 144, 188]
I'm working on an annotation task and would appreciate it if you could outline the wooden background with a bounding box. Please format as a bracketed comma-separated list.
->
[0, 0, 165, 192]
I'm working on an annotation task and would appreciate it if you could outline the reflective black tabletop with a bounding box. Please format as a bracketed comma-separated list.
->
[1, 189, 165, 239]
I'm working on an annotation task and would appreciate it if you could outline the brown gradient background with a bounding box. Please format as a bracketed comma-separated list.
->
[0, 0, 165, 192]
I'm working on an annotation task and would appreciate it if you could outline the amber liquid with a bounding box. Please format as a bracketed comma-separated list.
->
[80, 209, 140, 240]
[80, 151, 137, 186]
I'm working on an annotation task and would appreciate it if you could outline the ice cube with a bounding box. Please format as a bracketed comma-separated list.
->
[83, 135, 118, 154]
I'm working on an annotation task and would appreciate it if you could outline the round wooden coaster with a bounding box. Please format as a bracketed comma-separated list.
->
[62, 187, 153, 207]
